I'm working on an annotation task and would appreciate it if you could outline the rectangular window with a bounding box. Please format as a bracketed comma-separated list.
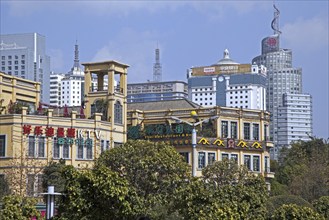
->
[28, 136, 36, 157]
[265, 156, 270, 173]
[0, 135, 6, 157]
[77, 138, 84, 159]
[253, 156, 260, 172]
[253, 124, 259, 140]
[231, 122, 238, 139]
[244, 123, 250, 140]
[37, 174, 43, 195]
[244, 155, 251, 170]
[179, 152, 189, 164]
[38, 137, 45, 157]
[86, 138, 93, 159]
[53, 138, 60, 158]
[221, 121, 228, 138]
[63, 143, 70, 159]
[208, 152, 216, 165]
[198, 152, 206, 169]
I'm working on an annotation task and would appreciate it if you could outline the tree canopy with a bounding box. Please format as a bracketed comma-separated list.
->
[273, 138, 329, 202]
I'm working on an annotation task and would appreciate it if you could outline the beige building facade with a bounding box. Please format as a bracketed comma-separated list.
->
[0, 60, 129, 197]
[127, 100, 274, 183]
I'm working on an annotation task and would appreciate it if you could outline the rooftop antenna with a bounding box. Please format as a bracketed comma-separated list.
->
[153, 43, 162, 82]
[73, 39, 80, 69]
[271, 1, 282, 35]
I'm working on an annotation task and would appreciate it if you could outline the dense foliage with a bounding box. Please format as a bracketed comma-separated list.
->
[42, 159, 67, 193]
[271, 204, 325, 220]
[42, 139, 329, 219]
[272, 138, 329, 202]
[0, 195, 40, 220]
[176, 159, 269, 220]
[312, 196, 329, 219]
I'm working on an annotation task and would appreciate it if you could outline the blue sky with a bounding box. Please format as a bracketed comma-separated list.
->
[1, 1, 328, 138]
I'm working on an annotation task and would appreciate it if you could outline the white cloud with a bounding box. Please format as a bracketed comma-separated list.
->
[92, 28, 162, 83]
[281, 15, 328, 51]
[3, 0, 267, 19]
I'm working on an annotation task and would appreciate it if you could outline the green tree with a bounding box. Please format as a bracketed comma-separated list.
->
[0, 176, 10, 201]
[57, 140, 191, 219]
[266, 195, 312, 218]
[57, 165, 136, 220]
[276, 138, 329, 202]
[271, 204, 324, 220]
[175, 159, 269, 220]
[42, 159, 67, 193]
[312, 196, 329, 219]
[0, 195, 40, 220]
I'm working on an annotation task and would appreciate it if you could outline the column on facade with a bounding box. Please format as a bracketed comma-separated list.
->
[84, 69, 92, 117]
[47, 109, 53, 162]
[107, 66, 115, 124]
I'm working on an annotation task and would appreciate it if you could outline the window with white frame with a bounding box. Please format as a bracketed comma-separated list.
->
[253, 124, 259, 140]
[208, 152, 216, 165]
[243, 123, 251, 140]
[198, 152, 216, 169]
[53, 138, 72, 159]
[198, 152, 206, 169]
[101, 140, 111, 153]
[221, 153, 238, 163]
[244, 154, 261, 172]
[76, 138, 94, 160]
[265, 156, 270, 173]
[230, 122, 238, 139]
[221, 121, 228, 138]
[28, 136, 46, 158]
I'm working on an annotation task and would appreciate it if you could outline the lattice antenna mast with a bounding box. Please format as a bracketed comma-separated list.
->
[271, 3, 282, 35]
[153, 45, 162, 82]
[73, 40, 80, 68]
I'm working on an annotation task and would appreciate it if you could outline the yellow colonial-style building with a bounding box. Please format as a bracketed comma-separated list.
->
[127, 99, 274, 186]
[0, 60, 128, 197]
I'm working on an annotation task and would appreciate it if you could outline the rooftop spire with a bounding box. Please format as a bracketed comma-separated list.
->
[153, 44, 162, 82]
[73, 40, 80, 69]
[271, 3, 282, 35]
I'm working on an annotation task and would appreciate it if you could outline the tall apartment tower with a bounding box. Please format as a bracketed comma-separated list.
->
[153, 46, 162, 82]
[0, 33, 50, 102]
[252, 5, 312, 159]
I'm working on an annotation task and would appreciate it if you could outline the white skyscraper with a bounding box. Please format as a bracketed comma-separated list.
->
[277, 93, 313, 147]
[0, 33, 50, 102]
[252, 5, 313, 159]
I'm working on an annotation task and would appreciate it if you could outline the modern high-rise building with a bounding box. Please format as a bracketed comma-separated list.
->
[127, 81, 188, 103]
[252, 5, 312, 159]
[277, 93, 313, 148]
[49, 72, 65, 106]
[187, 49, 267, 110]
[0, 33, 50, 103]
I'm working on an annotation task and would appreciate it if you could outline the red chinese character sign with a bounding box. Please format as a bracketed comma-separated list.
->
[23, 125, 31, 135]
[67, 128, 75, 138]
[34, 126, 43, 136]
[46, 127, 55, 137]
[57, 127, 65, 138]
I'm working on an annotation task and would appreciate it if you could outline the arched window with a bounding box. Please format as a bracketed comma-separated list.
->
[114, 100, 122, 124]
